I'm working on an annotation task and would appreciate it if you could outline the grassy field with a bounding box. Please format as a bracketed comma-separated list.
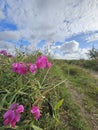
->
[0, 53, 98, 130]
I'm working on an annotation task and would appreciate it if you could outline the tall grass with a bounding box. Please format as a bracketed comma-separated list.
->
[0, 52, 97, 130]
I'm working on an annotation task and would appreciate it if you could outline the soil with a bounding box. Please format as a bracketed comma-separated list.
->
[66, 80, 98, 130]
[90, 71, 98, 79]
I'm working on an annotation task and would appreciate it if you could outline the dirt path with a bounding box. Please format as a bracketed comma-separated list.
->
[66, 80, 98, 130]
[90, 71, 98, 79]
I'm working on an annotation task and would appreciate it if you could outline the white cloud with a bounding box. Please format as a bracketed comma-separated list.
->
[44, 40, 89, 59]
[0, 0, 97, 44]
[86, 33, 98, 42]
[0, 41, 16, 53]
[0, 31, 21, 41]
[53, 48, 89, 60]
[0, 0, 5, 20]
[60, 40, 79, 53]
[0, 0, 98, 59]
[0, 10, 5, 20]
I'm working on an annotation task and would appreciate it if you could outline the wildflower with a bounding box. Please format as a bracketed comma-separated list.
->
[31, 106, 41, 120]
[10, 103, 19, 110]
[3, 103, 24, 128]
[27, 63, 37, 74]
[12, 62, 27, 75]
[36, 56, 52, 69]
[0, 50, 7, 55]
[0, 50, 14, 58]
[27, 62, 32, 67]
[29, 64, 37, 74]
[7, 54, 14, 58]
[16, 105, 24, 113]
[46, 62, 52, 68]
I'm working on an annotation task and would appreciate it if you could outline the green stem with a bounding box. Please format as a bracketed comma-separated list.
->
[41, 68, 51, 85]
[17, 75, 22, 89]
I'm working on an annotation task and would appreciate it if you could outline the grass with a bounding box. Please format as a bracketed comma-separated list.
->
[0, 53, 98, 130]
[65, 59, 98, 71]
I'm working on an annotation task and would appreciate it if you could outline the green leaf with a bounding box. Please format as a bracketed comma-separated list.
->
[33, 125, 43, 130]
[54, 99, 64, 111]
[0, 94, 7, 110]
[30, 122, 43, 130]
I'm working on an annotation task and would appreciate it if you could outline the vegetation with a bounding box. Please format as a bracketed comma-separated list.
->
[0, 51, 98, 130]
[87, 47, 98, 60]
[65, 59, 98, 72]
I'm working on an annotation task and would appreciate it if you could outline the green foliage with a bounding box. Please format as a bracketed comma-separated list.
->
[65, 58, 98, 72]
[30, 123, 43, 130]
[54, 99, 64, 111]
[0, 53, 98, 130]
[83, 59, 98, 71]
[65, 65, 98, 114]
[87, 47, 98, 59]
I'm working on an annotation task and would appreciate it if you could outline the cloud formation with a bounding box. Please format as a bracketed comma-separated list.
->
[0, 0, 98, 59]
[0, 41, 15, 52]
[0, 31, 21, 41]
[0, 10, 5, 20]
[43, 40, 89, 59]
[60, 40, 79, 53]
[86, 33, 98, 42]
[0, 0, 98, 43]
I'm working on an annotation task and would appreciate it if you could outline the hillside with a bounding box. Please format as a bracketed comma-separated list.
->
[0, 54, 98, 130]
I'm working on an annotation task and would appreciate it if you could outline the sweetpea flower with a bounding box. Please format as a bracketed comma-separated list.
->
[0, 50, 14, 58]
[0, 50, 7, 55]
[27, 62, 32, 67]
[31, 106, 41, 120]
[46, 62, 52, 68]
[3, 103, 24, 128]
[27, 63, 37, 74]
[7, 54, 14, 58]
[29, 64, 37, 74]
[36, 55, 52, 69]
[12, 62, 27, 75]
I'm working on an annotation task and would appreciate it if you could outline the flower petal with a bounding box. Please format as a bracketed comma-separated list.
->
[10, 103, 18, 110]
[3, 110, 13, 119]
[31, 106, 41, 120]
[16, 105, 24, 113]
[3, 118, 10, 125]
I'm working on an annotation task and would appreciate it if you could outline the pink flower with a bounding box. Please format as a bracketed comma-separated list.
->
[0, 50, 7, 55]
[29, 64, 37, 74]
[46, 62, 52, 68]
[36, 56, 52, 69]
[10, 103, 19, 110]
[3, 103, 24, 128]
[27, 62, 32, 67]
[3, 110, 15, 126]
[16, 105, 24, 113]
[31, 106, 41, 120]
[7, 54, 14, 58]
[12, 62, 27, 75]
[0, 50, 14, 58]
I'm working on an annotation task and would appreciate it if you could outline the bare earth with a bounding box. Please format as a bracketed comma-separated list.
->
[66, 79, 98, 130]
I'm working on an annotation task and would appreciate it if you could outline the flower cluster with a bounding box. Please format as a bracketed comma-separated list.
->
[3, 103, 40, 128]
[0, 50, 7, 55]
[12, 55, 52, 75]
[3, 55, 51, 128]
[36, 55, 52, 69]
[31, 106, 41, 121]
[12, 62, 28, 75]
[3, 103, 24, 128]
[0, 50, 14, 58]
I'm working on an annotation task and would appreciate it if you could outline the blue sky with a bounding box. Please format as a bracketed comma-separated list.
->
[0, 0, 98, 59]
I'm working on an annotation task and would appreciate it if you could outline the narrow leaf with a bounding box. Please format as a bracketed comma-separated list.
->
[30, 122, 43, 130]
[54, 99, 64, 111]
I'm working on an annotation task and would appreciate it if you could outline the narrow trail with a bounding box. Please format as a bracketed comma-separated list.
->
[90, 71, 98, 79]
[66, 80, 98, 130]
